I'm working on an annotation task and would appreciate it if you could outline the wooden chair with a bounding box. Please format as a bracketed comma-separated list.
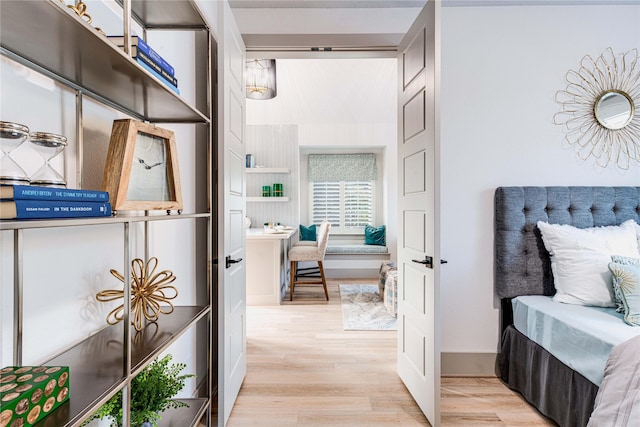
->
[288, 221, 331, 300]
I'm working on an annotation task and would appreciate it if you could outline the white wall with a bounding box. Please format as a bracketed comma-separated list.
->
[245, 125, 299, 228]
[440, 4, 640, 354]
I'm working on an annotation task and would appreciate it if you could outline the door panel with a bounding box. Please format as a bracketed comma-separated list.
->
[403, 211, 426, 252]
[403, 91, 426, 140]
[403, 150, 426, 193]
[403, 318, 426, 375]
[228, 29, 244, 88]
[229, 209, 244, 252]
[228, 265, 244, 313]
[229, 150, 244, 195]
[404, 264, 426, 314]
[229, 92, 244, 141]
[397, 1, 440, 425]
[403, 28, 426, 87]
[229, 313, 244, 372]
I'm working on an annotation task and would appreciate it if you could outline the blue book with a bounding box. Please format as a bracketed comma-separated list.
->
[0, 200, 112, 219]
[136, 49, 178, 87]
[108, 36, 175, 77]
[136, 58, 180, 95]
[0, 184, 109, 202]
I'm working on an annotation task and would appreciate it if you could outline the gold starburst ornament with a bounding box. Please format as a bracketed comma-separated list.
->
[554, 48, 640, 170]
[97, 257, 178, 331]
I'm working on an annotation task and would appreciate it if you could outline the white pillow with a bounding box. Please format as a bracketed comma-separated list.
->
[634, 221, 640, 253]
[536, 220, 640, 307]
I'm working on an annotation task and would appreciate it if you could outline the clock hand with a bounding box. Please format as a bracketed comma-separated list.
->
[137, 157, 151, 169]
[137, 157, 163, 170]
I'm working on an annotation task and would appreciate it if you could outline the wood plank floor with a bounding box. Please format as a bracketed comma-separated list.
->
[227, 279, 556, 426]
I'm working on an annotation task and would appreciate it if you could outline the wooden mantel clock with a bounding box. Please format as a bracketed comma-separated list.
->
[102, 119, 182, 212]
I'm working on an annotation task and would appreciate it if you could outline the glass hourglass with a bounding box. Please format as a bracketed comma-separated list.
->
[0, 121, 31, 185]
[29, 131, 68, 188]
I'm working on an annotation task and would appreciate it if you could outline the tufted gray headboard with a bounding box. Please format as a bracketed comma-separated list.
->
[495, 186, 640, 299]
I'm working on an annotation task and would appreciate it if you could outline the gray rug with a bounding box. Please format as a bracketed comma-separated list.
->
[339, 284, 397, 331]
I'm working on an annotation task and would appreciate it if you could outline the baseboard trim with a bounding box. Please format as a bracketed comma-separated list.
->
[441, 352, 497, 377]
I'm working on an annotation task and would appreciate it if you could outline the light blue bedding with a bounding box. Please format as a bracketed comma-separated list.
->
[512, 295, 640, 386]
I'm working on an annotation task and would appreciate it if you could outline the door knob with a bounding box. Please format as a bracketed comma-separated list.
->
[226, 255, 243, 269]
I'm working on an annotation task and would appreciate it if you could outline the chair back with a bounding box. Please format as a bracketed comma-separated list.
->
[316, 220, 332, 256]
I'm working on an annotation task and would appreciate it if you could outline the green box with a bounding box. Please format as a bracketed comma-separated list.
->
[0, 366, 69, 427]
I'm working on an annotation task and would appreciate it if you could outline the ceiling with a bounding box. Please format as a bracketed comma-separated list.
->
[228, 0, 427, 52]
[229, 0, 640, 53]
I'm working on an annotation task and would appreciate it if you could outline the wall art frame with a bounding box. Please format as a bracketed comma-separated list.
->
[554, 47, 640, 170]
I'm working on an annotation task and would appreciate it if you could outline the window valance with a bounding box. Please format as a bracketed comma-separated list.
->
[307, 153, 377, 182]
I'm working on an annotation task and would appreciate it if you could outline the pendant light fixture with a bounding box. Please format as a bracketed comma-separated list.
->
[245, 59, 277, 100]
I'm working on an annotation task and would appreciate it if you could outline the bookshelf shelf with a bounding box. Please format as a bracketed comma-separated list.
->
[0, 1, 208, 123]
[38, 306, 208, 427]
[0, 212, 210, 231]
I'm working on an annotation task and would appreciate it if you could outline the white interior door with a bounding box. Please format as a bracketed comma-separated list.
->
[218, 1, 247, 425]
[397, 1, 440, 425]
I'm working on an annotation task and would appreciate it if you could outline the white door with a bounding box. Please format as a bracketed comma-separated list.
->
[217, 1, 247, 425]
[397, 1, 440, 425]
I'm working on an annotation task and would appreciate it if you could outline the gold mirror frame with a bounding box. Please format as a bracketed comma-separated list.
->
[554, 48, 640, 170]
[594, 90, 635, 130]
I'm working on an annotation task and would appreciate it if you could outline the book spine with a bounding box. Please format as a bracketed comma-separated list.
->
[3, 200, 112, 219]
[136, 38, 175, 77]
[136, 51, 178, 87]
[136, 58, 180, 95]
[7, 185, 109, 203]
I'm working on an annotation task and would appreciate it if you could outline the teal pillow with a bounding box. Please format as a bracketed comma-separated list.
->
[608, 261, 640, 326]
[611, 255, 640, 312]
[299, 224, 317, 241]
[365, 225, 386, 246]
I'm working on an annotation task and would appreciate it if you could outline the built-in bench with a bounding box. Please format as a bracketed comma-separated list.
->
[322, 241, 390, 279]
[326, 244, 388, 255]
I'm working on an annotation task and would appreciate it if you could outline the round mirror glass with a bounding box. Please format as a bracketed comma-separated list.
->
[594, 91, 635, 130]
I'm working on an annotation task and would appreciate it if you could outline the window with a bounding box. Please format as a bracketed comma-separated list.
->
[312, 180, 374, 230]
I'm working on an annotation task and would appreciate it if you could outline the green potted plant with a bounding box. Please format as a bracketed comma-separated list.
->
[83, 354, 195, 427]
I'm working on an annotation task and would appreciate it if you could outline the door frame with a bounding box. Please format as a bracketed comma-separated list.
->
[217, 1, 442, 424]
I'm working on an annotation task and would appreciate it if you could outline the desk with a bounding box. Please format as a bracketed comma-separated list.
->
[246, 227, 297, 305]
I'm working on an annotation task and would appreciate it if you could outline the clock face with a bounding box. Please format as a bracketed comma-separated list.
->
[126, 131, 171, 202]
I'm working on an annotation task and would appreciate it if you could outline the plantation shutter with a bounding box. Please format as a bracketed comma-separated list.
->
[344, 181, 373, 227]
[312, 181, 341, 226]
[309, 153, 377, 230]
[312, 181, 374, 229]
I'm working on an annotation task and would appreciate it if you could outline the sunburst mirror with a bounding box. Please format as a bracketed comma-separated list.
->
[554, 48, 640, 170]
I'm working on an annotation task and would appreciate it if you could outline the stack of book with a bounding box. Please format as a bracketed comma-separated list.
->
[109, 36, 179, 95]
[0, 185, 112, 220]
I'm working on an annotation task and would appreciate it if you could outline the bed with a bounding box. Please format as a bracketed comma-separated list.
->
[494, 186, 640, 427]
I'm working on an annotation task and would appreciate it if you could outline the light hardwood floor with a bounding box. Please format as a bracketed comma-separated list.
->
[226, 279, 556, 426]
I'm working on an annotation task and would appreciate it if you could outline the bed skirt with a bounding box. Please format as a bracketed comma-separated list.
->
[497, 325, 599, 427]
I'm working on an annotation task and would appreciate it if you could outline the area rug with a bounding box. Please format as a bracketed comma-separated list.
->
[339, 284, 397, 331]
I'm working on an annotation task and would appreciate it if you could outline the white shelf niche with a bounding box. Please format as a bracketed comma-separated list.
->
[246, 168, 290, 174]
